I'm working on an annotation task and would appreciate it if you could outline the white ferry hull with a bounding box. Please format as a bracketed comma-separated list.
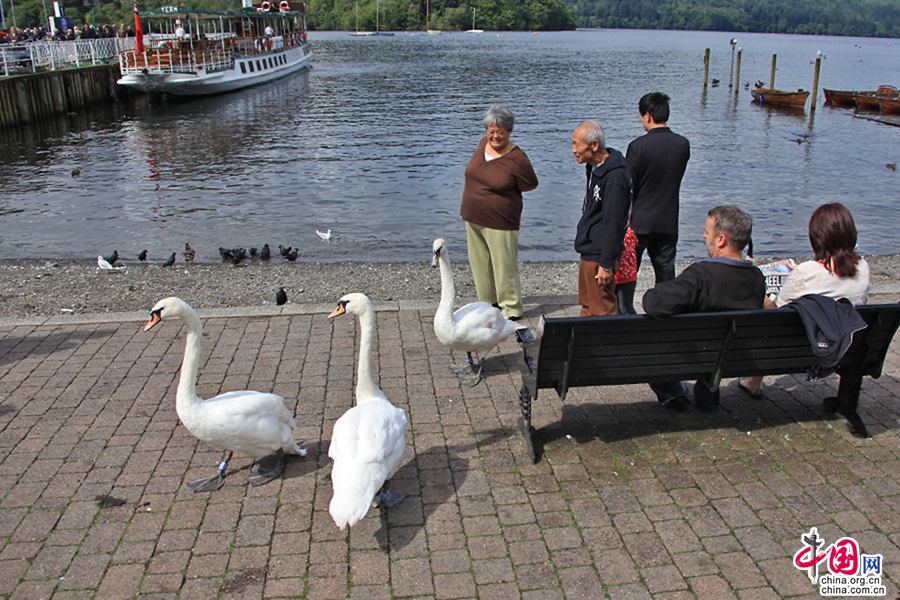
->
[118, 44, 312, 96]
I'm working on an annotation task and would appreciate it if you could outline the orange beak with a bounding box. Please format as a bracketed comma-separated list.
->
[144, 313, 161, 331]
[328, 304, 346, 319]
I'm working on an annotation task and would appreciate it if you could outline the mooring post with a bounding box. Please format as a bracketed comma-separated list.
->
[811, 57, 821, 113]
[735, 50, 742, 94]
[703, 48, 710, 87]
[770, 54, 777, 88]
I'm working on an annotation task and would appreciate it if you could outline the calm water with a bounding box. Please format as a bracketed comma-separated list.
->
[0, 29, 898, 263]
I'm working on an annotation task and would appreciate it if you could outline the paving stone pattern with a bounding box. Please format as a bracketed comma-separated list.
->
[2, 297, 900, 599]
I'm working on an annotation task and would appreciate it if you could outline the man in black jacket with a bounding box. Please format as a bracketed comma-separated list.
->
[642, 205, 766, 411]
[571, 120, 632, 316]
[627, 92, 690, 284]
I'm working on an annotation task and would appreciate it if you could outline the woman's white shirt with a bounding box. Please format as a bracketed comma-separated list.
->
[776, 258, 870, 307]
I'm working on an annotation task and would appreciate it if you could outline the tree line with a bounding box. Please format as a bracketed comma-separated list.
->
[306, 0, 574, 31]
[4, 0, 898, 36]
[568, 0, 900, 38]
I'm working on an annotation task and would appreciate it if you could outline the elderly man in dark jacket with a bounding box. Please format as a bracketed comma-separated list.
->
[571, 120, 632, 316]
[642, 205, 766, 411]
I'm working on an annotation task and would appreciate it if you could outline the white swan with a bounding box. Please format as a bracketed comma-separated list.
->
[432, 238, 523, 386]
[144, 297, 306, 492]
[327, 293, 408, 530]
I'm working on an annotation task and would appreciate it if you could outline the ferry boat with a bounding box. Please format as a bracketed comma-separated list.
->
[117, 0, 312, 96]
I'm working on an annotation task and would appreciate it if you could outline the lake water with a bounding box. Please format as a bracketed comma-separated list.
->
[0, 29, 898, 263]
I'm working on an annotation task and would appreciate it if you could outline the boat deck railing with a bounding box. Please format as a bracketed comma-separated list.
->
[119, 46, 236, 75]
[119, 32, 307, 76]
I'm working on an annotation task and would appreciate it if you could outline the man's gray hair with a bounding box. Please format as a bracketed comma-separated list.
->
[483, 104, 515, 132]
[579, 120, 605, 149]
[708, 205, 753, 251]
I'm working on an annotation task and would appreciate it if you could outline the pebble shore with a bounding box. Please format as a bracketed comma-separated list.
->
[1, 255, 898, 319]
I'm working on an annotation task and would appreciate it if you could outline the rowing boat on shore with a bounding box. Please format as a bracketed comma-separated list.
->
[750, 87, 809, 107]
[117, 1, 312, 96]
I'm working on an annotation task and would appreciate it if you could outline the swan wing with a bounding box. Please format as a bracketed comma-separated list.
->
[448, 302, 517, 351]
[183, 391, 299, 457]
[329, 401, 407, 464]
[204, 391, 297, 427]
[328, 402, 408, 530]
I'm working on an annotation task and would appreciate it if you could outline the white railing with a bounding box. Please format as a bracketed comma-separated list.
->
[119, 47, 235, 75]
[1, 38, 137, 76]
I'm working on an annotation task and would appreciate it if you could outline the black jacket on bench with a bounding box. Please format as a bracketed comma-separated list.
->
[642, 257, 766, 318]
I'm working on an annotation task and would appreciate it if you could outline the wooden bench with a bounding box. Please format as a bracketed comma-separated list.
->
[517, 304, 900, 462]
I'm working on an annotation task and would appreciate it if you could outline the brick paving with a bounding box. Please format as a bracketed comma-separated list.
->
[1, 293, 900, 599]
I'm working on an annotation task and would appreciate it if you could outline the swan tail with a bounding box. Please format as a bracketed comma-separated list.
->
[329, 464, 383, 530]
[284, 438, 307, 456]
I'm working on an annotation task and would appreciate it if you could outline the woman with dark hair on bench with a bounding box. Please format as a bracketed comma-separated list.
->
[737, 203, 871, 400]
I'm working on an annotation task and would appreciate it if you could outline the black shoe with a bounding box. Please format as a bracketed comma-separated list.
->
[508, 315, 522, 322]
[693, 381, 720, 412]
[662, 395, 690, 411]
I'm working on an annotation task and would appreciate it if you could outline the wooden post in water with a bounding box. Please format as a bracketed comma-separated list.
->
[734, 50, 742, 94]
[770, 54, 777, 88]
[703, 48, 710, 87]
[811, 57, 821, 113]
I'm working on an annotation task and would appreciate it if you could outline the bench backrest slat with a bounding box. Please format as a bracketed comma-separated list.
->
[532, 304, 900, 394]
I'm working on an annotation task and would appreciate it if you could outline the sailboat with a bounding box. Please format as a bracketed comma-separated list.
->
[425, 0, 442, 34]
[349, 2, 372, 36]
[466, 7, 484, 34]
[370, 0, 394, 36]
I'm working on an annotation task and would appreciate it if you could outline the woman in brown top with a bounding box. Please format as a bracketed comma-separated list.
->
[460, 104, 539, 320]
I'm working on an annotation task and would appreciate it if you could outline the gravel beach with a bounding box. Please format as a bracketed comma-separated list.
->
[1, 255, 898, 319]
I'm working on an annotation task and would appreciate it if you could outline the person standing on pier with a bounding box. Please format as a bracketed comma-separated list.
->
[570, 120, 632, 317]
[627, 92, 691, 284]
[460, 104, 539, 321]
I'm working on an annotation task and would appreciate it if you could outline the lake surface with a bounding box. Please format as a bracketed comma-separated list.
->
[0, 29, 898, 263]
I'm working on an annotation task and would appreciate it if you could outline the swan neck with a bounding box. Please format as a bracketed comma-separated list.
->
[436, 252, 455, 321]
[176, 310, 203, 405]
[356, 307, 381, 401]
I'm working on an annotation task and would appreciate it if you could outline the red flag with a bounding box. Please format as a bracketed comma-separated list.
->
[134, 2, 144, 53]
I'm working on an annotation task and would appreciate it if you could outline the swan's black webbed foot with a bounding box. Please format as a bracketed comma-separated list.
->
[450, 351, 476, 374]
[377, 490, 405, 507]
[460, 361, 485, 387]
[247, 449, 285, 487]
[188, 450, 232, 493]
[188, 473, 226, 492]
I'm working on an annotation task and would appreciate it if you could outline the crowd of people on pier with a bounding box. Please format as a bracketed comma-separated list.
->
[460, 94, 870, 412]
[0, 22, 136, 44]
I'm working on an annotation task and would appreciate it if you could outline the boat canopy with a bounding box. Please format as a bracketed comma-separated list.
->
[138, 6, 305, 19]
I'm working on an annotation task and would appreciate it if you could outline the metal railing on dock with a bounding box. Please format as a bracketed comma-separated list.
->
[1, 38, 137, 77]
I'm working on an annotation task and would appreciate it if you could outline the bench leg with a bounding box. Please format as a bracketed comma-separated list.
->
[825, 368, 868, 437]
[518, 385, 538, 463]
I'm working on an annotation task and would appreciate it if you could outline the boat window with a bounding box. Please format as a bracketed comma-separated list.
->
[248, 61, 255, 72]
[240, 62, 246, 74]
[256, 60, 262, 70]
[268, 58, 274, 68]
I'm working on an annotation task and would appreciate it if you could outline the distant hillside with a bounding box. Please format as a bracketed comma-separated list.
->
[563, 0, 900, 37]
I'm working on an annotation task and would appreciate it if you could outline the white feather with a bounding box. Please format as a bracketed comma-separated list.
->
[431, 238, 519, 357]
[97, 256, 123, 270]
[147, 297, 306, 461]
[328, 293, 408, 530]
[317, 229, 332, 240]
